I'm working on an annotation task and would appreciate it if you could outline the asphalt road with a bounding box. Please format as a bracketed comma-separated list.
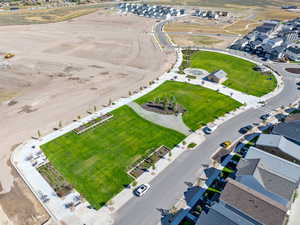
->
[113, 63, 300, 225]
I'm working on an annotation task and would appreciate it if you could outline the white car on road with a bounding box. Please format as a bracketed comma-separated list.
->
[134, 184, 150, 197]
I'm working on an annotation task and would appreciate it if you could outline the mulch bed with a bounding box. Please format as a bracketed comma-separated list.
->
[286, 68, 300, 74]
[73, 113, 113, 134]
[37, 163, 72, 197]
[129, 146, 171, 178]
[141, 102, 186, 115]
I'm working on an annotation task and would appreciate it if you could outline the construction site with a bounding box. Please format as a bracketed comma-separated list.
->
[0, 8, 174, 225]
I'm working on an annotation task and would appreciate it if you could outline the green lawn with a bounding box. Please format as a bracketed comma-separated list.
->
[189, 51, 277, 97]
[41, 106, 185, 209]
[135, 81, 242, 131]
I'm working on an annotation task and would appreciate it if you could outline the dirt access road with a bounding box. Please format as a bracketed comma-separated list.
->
[0, 9, 175, 225]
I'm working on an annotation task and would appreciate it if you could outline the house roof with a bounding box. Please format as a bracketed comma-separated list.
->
[236, 159, 297, 203]
[220, 178, 288, 225]
[196, 201, 263, 225]
[272, 120, 300, 143]
[210, 69, 227, 79]
[246, 146, 300, 183]
[286, 45, 300, 54]
[256, 134, 300, 160]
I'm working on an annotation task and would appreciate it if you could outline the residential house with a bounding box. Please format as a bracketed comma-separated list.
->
[245, 146, 300, 183]
[268, 46, 285, 60]
[284, 31, 299, 43]
[285, 44, 300, 61]
[196, 200, 263, 225]
[235, 158, 298, 206]
[206, 70, 228, 83]
[272, 120, 300, 144]
[256, 134, 300, 165]
[220, 178, 289, 225]
[230, 38, 249, 50]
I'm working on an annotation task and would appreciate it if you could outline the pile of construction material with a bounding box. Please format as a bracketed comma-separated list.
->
[117, 3, 185, 19]
[192, 9, 228, 20]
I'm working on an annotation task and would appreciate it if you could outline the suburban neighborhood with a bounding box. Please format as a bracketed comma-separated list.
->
[1, 1, 300, 225]
[231, 18, 300, 61]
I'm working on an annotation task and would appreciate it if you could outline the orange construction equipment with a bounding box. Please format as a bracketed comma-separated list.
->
[4, 53, 15, 59]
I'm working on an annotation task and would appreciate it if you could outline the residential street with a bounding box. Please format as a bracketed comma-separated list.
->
[113, 65, 300, 225]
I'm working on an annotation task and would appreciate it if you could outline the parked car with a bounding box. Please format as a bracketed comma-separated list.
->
[260, 114, 270, 120]
[203, 124, 218, 134]
[134, 184, 150, 197]
[220, 141, 232, 148]
[239, 125, 253, 134]
[296, 82, 300, 86]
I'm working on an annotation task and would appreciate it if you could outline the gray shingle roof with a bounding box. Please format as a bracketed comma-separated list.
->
[220, 179, 288, 225]
[272, 120, 300, 143]
[258, 167, 297, 200]
[256, 134, 300, 160]
[196, 201, 263, 225]
[210, 69, 227, 79]
[236, 159, 297, 204]
[246, 147, 300, 182]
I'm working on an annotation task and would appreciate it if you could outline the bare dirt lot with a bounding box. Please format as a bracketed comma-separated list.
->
[0, 9, 175, 225]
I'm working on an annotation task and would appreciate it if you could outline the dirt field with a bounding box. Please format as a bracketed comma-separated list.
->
[164, 3, 300, 47]
[0, 9, 175, 225]
[168, 34, 235, 49]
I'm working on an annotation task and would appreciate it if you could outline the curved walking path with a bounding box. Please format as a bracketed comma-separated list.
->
[127, 102, 191, 135]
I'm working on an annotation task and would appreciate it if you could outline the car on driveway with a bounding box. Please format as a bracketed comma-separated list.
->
[220, 141, 232, 148]
[260, 114, 270, 120]
[134, 184, 150, 197]
[239, 125, 253, 134]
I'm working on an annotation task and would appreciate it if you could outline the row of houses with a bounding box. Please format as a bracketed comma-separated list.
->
[117, 3, 185, 19]
[230, 18, 300, 61]
[180, 107, 300, 225]
[192, 9, 229, 20]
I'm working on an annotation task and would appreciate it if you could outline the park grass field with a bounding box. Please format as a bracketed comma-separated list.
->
[41, 106, 185, 209]
[135, 81, 242, 131]
[189, 51, 277, 97]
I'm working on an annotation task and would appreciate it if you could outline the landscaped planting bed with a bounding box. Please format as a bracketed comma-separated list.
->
[183, 50, 277, 96]
[37, 163, 72, 197]
[41, 106, 185, 209]
[129, 145, 171, 178]
[136, 81, 242, 131]
[73, 113, 113, 134]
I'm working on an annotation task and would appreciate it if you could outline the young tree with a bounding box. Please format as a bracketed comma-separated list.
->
[94, 105, 97, 112]
[107, 200, 113, 206]
[152, 163, 156, 171]
[128, 91, 132, 96]
[109, 98, 112, 105]
[58, 121, 62, 128]
[131, 180, 138, 187]
[37, 130, 41, 138]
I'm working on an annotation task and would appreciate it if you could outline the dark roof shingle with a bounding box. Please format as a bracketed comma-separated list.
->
[220, 179, 288, 225]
